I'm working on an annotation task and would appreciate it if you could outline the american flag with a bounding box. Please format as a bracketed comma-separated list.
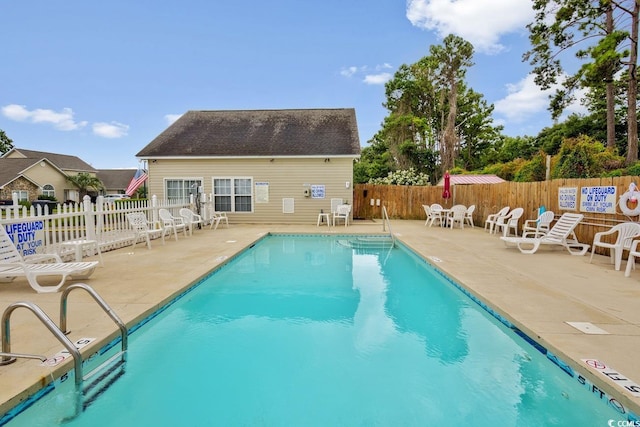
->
[125, 168, 148, 196]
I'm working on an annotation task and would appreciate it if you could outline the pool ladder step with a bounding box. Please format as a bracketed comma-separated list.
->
[338, 237, 395, 249]
[82, 351, 126, 410]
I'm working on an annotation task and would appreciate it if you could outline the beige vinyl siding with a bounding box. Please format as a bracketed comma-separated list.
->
[23, 163, 71, 200]
[147, 157, 354, 224]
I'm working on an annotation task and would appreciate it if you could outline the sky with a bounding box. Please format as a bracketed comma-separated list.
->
[0, 0, 588, 169]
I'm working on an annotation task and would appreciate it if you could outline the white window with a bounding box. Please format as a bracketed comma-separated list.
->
[42, 184, 55, 198]
[13, 191, 28, 202]
[213, 177, 252, 212]
[165, 179, 202, 201]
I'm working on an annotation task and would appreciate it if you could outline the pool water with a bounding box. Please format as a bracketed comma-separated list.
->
[2, 235, 629, 426]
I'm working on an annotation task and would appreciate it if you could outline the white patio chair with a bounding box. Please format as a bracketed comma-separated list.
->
[430, 203, 445, 227]
[180, 208, 204, 236]
[448, 205, 467, 229]
[423, 204, 436, 226]
[126, 212, 164, 250]
[209, 211, 229, 230]
[333, 204, 352, 227]
[496, 207, 524, 237]
[465, 205, 476, 227]
[589, 222, 640, 271]
[484, 206, 510, 234]
[522, 210, 555, 238]
[159, 208, 188, 241]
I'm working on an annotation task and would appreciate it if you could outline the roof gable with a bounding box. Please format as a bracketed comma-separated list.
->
[0, 158, 63, 188]
[4, 148, 97, 173]
[96, 169, 137, 190]
[137, 108, 361, 158]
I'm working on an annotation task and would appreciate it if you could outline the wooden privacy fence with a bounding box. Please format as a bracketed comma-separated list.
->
[354, 177, 640, 253]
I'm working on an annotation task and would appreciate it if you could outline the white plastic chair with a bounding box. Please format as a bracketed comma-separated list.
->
[209, 212, 229, 230]
[497, 207, 524, 237]
[448, 205, 467, 229]
[465, 205, 476, 227]
[590, 222, 640, 270]
[180, 208, 204, 236]
[523, 210, 555, 238]
[333, 204, 352, 227]
[430, 203, 445, 227]
[159, 208, 188, 241]
[126, 212, 164, 249]
[484, 206, 510, 234]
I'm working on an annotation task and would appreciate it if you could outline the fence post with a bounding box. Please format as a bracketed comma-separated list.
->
[83, 195, 96, 240]
[151, 195, 158, 224]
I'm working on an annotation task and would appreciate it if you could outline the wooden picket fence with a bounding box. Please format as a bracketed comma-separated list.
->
[354, 177, 640, 252]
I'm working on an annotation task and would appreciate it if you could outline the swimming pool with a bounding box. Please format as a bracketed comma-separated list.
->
[1, 234, 634, 426]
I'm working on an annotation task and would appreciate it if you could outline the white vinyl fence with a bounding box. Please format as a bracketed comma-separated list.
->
[1, 193, 219, 262]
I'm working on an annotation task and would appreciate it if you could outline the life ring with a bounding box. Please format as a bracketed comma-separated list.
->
[619, 183, 640, 216]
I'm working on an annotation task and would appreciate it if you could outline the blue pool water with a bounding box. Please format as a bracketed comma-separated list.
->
[2, 235, 632, 426]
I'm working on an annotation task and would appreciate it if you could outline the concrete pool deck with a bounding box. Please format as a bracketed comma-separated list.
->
[1, 220, 639, 418]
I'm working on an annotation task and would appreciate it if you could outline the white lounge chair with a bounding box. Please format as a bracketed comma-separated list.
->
[589, 222, 640, 270]
[0, 227, 98, 293]
[180, 208, 204, 236]
[522, 210, 555, 238]
[126, 212, 164, 250]
[484, 206, 510, 234]
[159, 208, 188, 241]
[500, 212, 590, 255]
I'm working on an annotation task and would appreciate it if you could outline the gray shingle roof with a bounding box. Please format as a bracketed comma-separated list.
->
[136, 109, 361, 158]
[96, 169, 137, 191]
[0, 159, 42, 187]
[5, 148, 97, 172]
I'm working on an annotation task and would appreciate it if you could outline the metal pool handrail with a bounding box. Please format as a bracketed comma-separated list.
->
[60, 283, 128, 353]
[0, 301, 83, 386]
[381, 205, 395, 247]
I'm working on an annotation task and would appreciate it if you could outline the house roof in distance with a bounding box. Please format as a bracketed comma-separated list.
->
[137, 108, 361, 159]
[3, 148, 97, 173]
[436, 174, 506, 186]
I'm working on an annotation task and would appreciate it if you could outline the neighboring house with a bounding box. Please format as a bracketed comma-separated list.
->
[96, 169, 138, 196]
[1, 148, 98, 203]
[136, 108, 361, 224]
[0, 148, 135, 203]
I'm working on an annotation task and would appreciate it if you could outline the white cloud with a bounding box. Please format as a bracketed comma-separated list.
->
[92, 121, 129, 138]
[493, 74, 588, 122]
[363, 73, 392, 85]
[340, 66, 359, 77]
[1, 104, 88, 131]
[341, 65, 394, 85]
[406, 0, 534, 54]
[164, 114, 182, 125]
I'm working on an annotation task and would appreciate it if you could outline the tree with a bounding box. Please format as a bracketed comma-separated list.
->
[372, 35, 497, 182]
[524, 0, 639, 163]
[430, 34, 474, 172]
[0, 129, 14, 154]
[66, 173, 105, 199]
